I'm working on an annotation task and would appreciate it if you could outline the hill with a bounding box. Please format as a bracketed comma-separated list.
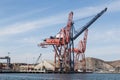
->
[85, 57, 120, 73]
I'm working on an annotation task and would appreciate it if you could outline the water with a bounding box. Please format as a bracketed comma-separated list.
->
[0, 73, 119, 80]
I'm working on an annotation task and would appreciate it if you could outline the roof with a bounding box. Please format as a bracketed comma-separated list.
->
[34, 60, 55, 71]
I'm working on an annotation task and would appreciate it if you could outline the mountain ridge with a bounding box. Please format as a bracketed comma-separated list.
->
[85, 57, 120, 73]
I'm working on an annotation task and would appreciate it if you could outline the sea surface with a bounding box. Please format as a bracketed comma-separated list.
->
[0, 73, 119, 80]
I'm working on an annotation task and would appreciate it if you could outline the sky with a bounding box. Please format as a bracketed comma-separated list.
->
[0, 0, 120, 63]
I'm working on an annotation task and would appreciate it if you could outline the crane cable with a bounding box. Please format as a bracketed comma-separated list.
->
[104, 0, 115, 7]
[74, 15, 95, 23]
[74, 0, 114, 23]
[73, 0, 115, 35]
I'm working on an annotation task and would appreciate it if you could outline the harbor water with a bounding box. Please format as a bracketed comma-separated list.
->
[0, 73, 120, 80]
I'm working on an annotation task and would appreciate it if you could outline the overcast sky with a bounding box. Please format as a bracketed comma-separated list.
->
[0, 0, 120, 63]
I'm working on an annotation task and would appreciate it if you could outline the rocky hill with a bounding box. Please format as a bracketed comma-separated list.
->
[106, 60, 120, 67]
[85, 57, 120, 73]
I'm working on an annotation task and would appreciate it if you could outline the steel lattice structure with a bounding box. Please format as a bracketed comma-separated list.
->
[38, 8, 107, 72]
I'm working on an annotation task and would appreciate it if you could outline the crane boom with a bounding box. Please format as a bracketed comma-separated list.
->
[72, 8, 107, 40]
[35, 53, 42, 64]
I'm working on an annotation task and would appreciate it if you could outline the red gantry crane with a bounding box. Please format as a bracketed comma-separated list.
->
[40, 12, 74, 72]
[38, 8, 107, 72]
[74, 29, 88, 72]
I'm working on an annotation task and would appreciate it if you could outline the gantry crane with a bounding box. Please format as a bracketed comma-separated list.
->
[74, 29, 88, 72]
[39, 8, 107, 72]
[40, 12, 74, 72]
[0, 56, 11, 69]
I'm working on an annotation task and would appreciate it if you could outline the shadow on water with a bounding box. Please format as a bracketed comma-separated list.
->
[55, 74, 87, 80]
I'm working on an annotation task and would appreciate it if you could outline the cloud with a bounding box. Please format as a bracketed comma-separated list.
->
[11, 52, 40, 63]
[0, 51, 8, 57]
[107, 0, 120, 12]
[0, 0, 120, 63]
[74, 0, 120, 20]
[88, 27, 120, 44]
[0, 7, 49, 24]
[0, 16, 65, 36]
[86, 45, 120, 61]
[0, 0, 119, 37]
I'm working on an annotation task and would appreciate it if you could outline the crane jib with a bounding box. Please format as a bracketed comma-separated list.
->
[72, 8, 107, 40]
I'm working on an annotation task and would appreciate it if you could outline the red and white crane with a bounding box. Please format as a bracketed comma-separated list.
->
[74, 29, 88, 72]
[38, 8, 107, 72]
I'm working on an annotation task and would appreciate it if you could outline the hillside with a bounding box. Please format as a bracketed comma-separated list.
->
[85, 57, 120, 73]
[106, 60, 120, 67]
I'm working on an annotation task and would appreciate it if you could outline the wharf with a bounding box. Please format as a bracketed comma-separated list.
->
[0, 70, 93, 74]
